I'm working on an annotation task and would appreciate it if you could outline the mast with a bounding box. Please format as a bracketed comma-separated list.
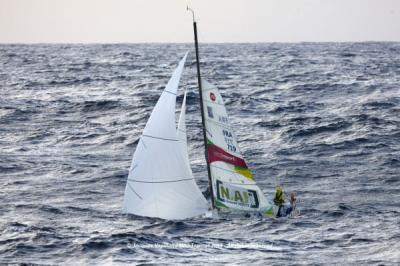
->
[188, 7, 216, 209]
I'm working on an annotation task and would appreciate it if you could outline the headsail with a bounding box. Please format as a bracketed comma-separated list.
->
[122, 54, 208, 220]
[177, 90, 190, 165]
[201, 78, 274, 217]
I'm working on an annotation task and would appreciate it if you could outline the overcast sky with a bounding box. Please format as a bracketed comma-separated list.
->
[0, 0, 399, 43]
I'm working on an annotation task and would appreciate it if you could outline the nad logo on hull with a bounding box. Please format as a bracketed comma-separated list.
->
[216, 180, 259, 208]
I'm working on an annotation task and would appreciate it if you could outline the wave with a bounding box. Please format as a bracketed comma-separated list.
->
[0, 43, 399, 265]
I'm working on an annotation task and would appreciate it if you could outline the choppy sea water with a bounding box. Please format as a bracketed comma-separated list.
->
[0, 43, 399, 265]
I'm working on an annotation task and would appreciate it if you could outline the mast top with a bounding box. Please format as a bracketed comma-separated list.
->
[187, 6, 196, 22]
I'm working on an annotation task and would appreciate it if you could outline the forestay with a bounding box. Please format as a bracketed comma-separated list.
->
[201, 78, 274, 217]
[122, 54, 208, 220]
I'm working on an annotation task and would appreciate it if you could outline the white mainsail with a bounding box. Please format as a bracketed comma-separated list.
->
[122, 54, 208, 220]
[201, 78, 275, 217]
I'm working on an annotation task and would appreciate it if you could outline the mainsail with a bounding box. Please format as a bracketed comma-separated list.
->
[122, 54, 208, 220]
[201, 78, 275, 217]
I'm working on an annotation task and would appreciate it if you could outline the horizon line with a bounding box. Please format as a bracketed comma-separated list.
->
[1, 40, 399, 45]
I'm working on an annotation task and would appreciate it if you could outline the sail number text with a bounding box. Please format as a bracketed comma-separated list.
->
[222, 129, 237, 152]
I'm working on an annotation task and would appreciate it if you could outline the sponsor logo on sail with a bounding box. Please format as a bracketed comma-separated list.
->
[207, 142, 246, 168]
[216, 180, 259, 208]
[207, 139, 254, 180]
[210, 92, 216, 101]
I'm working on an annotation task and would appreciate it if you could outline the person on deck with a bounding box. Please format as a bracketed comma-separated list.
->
[273, 186, 296, 217]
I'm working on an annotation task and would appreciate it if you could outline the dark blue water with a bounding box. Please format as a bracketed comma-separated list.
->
[0, 43, 399, 265]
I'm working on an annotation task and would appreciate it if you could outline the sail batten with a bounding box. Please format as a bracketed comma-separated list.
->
[142, 134, 179, 142]
[128, 178, 196, 183]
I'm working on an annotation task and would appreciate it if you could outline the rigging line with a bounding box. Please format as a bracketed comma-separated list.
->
[127, 183, 143, 200]
[130, 163, 138, 172]
[128, 177, 195, 184]
[140, 138, 147, 149]
[142, 134, 179, 142]
[205, 128, 213, 137]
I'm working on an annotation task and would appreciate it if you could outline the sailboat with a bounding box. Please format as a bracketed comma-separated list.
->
[122, 14, 277, 220]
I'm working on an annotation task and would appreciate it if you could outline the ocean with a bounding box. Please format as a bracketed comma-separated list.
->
[0, 43, 399, 265]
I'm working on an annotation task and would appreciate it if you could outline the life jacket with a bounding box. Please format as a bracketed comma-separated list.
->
[273, 186, 285, 206]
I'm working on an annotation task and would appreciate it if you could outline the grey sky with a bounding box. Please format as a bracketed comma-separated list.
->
[0, 0, 399, 43]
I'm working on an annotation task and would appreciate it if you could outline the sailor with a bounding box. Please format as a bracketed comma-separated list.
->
[286, 192, 297, 216]
[273, 186, 296, 217]
[273, 185, 285, 205]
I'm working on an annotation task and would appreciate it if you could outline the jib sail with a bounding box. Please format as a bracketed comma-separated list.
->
[122, 54, 208, 220]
